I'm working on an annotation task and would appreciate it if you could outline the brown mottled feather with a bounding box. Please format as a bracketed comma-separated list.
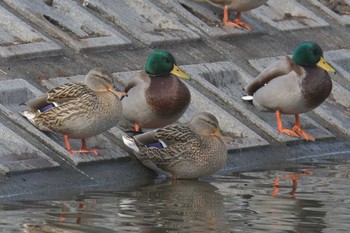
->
[127, 113, 228, 179]
[23, 68, 123, 139]
[46, 83, 90, 103]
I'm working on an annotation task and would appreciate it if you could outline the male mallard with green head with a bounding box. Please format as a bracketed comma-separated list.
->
[243, 41, 335, 141]
[23, 67, 127, 155]
[122, 112, 229, 180]
[195, 0, 268, 30]
[121, 50, 191, 132]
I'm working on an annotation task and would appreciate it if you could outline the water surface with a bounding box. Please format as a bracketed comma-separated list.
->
[1, 157, 350, 232]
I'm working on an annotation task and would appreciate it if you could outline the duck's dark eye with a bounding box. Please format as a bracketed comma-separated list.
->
[163, 58, 170, 63]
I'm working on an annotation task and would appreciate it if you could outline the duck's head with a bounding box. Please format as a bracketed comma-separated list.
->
[189, 112, 231, 141]
[145, 50, 190, 80]
[85, 67, 127, 96]
[292, 41, 334, 72]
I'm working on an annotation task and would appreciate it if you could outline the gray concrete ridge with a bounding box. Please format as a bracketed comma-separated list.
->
[0, 0, 350, 199]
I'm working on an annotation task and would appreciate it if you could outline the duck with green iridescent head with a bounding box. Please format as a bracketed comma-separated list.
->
[122, 50, 191, 132]
[243, 41, 335, 141]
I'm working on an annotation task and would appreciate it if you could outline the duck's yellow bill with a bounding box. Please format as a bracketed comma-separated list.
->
[317, 57, 335, 72]
[212, 128, 234, 142]
[171, 65, 190, 80]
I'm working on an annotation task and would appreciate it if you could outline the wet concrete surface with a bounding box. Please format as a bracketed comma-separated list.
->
[0, 0, 350, 200]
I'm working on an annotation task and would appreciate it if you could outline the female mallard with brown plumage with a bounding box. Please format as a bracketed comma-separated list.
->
[195, 0, 268, 30]
[121, 50, 191, 132]
[23, 67, 127, 155]
[242, 41, 335, 141]
[122, 112, 229, 180]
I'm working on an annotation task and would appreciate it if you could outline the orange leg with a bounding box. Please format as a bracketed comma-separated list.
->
[276, 111, 299, 138]
[233, 12, 253, 31]
[223, 6, 252, 31]
[134, 123, 141, 132]
[63, 135, 99, 156]
[292, 115, 315, 142]
[64, 135, 73, 152]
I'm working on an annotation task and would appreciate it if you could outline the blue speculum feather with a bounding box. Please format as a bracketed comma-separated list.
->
[39, 104, 55, 112]
[145, 141, 164, 149]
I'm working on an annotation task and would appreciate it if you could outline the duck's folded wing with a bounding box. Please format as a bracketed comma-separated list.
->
[154, 124, 196, 146]
[124, 72, 149, 93]
[244, 56, 300, 95]
[47, 83, 90, 103]
[133, 130, 158, 145]
[143, 143, 193, 167]
[25, 83, 90, 111]
[133, 124, 195, 147]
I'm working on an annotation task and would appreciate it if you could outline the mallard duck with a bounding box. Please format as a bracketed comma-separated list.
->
[121, 50, 191, 132]
[243, 41, 335, 141]
[122, 112, 229, 180]
[195, 0, 268, 30]
[23, 67, 127, 155]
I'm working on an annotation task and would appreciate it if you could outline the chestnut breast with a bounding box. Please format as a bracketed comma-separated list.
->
[301, 67, 332, 109]
[146, 75, 191, 117]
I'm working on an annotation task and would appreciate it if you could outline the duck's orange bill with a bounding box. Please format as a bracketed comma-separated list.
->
[317, 57, 335, 72]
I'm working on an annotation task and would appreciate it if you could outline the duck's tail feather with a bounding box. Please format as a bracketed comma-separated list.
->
[122, 135, 140, 153]
[21, 111, 36, 125]
[241, 95, 254, 101]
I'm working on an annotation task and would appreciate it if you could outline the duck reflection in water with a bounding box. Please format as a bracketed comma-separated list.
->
[272, 168, 315, 199]
[125, 180, 225, 233]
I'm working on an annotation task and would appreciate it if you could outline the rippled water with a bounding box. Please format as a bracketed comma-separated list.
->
[1, 158, 350, 233]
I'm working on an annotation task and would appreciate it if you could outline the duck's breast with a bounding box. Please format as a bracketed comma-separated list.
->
[168, 137, 227, 179]
[301, 67, 332, 110]
[146, 76, 190, 116]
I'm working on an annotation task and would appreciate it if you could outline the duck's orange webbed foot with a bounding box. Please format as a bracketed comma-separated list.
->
[278, 128, 300, 138]
[77, 148, 100, 156]
[276, 111, 299, 138]
[67, 149, 99, 156]
[292, 126, 315, 142]
[292, 115, 315, 142]
[223, 6, 252, 31]
[233, 14, 252, 31]
[64, 135, 100, 156]
[79, 138, 100, 156]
